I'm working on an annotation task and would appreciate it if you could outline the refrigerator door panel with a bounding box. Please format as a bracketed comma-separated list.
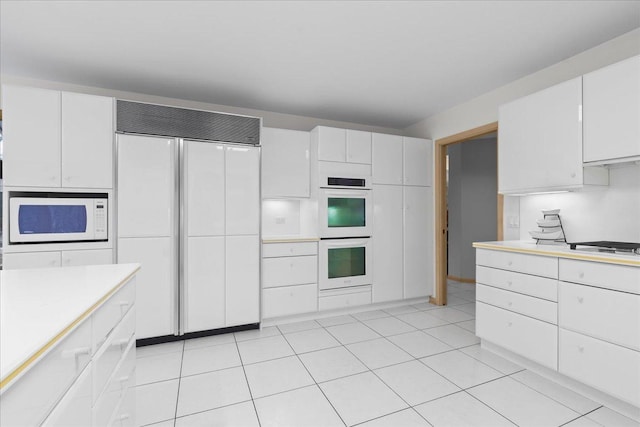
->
[117, 134, 175, 238]
[225, 146, 260, 235]
[118, 237, 174, 339]
[226, 235, 260, 326]
[184, 236, 226, 333]
[185, 141, 225, 236]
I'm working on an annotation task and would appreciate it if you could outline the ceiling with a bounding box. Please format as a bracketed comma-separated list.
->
[1, 1, 639, 129]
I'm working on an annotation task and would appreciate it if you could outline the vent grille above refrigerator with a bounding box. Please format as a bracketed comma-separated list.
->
[116, 100, 260, 145]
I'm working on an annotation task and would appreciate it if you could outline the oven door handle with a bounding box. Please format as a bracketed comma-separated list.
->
[323, 238, 370, 247]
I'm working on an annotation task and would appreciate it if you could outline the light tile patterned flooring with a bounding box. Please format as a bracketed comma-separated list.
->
[135, 281, 637, 426]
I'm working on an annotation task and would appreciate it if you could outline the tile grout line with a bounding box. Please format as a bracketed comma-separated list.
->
[234, 331, 263, 427]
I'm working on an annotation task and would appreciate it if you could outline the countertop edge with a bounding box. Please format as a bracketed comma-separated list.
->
[472, 242, 640, 267]
[0, 264, 141, 390]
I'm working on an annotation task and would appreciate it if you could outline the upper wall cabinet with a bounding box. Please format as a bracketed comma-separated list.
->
[583, 55, 640, 164]
[403, 137, 433, 186]
[498, 77, 607, 194]
[312, 126, 371, 164]
[261, 127, 310, 198]
[2, 85, 114, 189]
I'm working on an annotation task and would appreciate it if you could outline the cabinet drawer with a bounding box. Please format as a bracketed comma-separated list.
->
[477, 284, 557, 324]
[319, 286, 372, 311]
[263, 241, 317, 257]
[93, 307, 135, 403]
[263, 256, 317, 288]
[41, 363, 92, 427]
[0, 317, 92, 426]
[262, 283, 318, 318]
[94, 339, 136, 427]
[559, 259, 640, 295]
[476, 265, 558, 301]
[559, 281, 640, 350]
[93, 278, 135, 352]
[477, 302, 557, 370]
[559, 328, 640, 406]
[111, 381, 136, 427]
[476, 249, 558, 279]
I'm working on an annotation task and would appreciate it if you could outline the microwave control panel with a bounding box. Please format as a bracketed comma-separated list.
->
[94, 200, 108, 239]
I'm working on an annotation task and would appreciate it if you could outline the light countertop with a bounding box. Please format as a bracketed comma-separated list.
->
[0, 263, 140, 389]
[473, 240, 640, 267]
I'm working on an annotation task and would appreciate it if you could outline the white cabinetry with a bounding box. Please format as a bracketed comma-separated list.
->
[558, 259, 640, 406]
[2, 276, 137, 427]
[371, 134, 433, 301]
[2, 85, 113, 189]
[498, 77, 607, 194]
[475, 248, 559, 370]
[3, 249, 113, 270]
[262, 241, 318, 319]
[262, 127, 310, 198]
[312, 126, 371, 164]
[583, 55, 640, 163]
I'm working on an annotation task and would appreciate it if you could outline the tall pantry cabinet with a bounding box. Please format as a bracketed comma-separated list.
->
[372, 134, 434, 302]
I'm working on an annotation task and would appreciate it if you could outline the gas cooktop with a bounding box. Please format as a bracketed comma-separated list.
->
[569, 241, 640, 255]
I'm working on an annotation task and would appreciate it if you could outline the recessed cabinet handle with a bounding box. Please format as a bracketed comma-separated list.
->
[571, 172, 576, 178]
[507, 261, 513, 266]
[577, 296, 584, 303]
[578, 346, 584, 353]
[508, 301, 513, 307]
[290, 263, 294, 268]
[578, 272, 584, 279]
[508, 322, 512, 327]
[507, 281, 513, 287]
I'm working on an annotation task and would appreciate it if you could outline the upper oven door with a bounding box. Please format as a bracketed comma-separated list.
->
[9, 196, 105, 244]
[319, 188, 372, 238]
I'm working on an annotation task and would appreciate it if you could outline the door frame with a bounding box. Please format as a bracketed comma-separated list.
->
[431, 121, 501, 306]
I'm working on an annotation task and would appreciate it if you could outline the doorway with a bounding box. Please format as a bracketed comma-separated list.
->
[432, 122, 501, 306]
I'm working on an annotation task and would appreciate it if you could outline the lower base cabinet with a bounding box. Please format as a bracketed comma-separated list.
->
[263, 283, 318, 318]
[3, 249, 113, 270]
[318, 285, 372, 311]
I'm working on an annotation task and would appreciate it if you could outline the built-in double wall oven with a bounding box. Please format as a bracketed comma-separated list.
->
[318, 174, 372, 291]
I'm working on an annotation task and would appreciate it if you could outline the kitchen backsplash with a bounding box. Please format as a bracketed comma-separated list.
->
[519, 163, 640, 243]
[262, 199, 318, 237]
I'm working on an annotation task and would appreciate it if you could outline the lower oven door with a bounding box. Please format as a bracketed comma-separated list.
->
[319, 238, 372, 290]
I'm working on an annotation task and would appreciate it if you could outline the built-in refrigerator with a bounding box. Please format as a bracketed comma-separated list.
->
[116, 118, 260, 341]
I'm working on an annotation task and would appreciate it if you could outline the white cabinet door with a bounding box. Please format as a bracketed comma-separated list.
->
[316, 126, 346, 162]
[226, 235, 259, 326]
[372, 133, 403, 185]
[61, 92, 113, 188]
[225, 146, 260, 235]
[2, 85, 61, 187]
[185, 141, 225, 236]
[61, 249, 113, 267]
[118, 237, 174, 339]
[3, 251, 61, 270]
[403, 137, 432, 186]
[41, 364, 92, 427]
[403, 186, 433, 298]
[117, 134, 174, 238]
[184, 236, 225, 333]
[346, 130, 372, 164]
[499, 77, 583, 193]
[372, 185, 403, 302]
[261, 127, 310, 198]
[583, 55, 640, 162]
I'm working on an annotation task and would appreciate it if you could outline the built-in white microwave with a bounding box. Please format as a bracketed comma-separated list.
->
[9, 192, 108, 244]
[319, 237, 372, 290]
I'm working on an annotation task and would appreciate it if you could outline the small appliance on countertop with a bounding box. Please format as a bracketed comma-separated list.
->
[568, 241, 640, 255]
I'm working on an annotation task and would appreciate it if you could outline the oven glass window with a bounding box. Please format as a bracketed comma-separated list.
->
[327, 198, 365, 227]
[328, 247, 366, 278]
[18, 205, 87, 234]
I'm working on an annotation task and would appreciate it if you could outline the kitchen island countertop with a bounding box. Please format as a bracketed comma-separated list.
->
[0, 263, 140, 389]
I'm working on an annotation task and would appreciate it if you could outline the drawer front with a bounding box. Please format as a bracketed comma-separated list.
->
[319, 289, 372, 311]
[477, 302, 558, 370]
[41, 362, 92, 427]
[559, 328, 640, 406]
[477, 284, 557, 324]
[263, 255, 318, 288]
[112, 382, 136, 427]
[559, 259, 640, 295]
[476, 265, 558, 301]
[94, 339, 136, 427]
[93, 307, 135, 403]
[476, 249, 558, 279]
[0, 317, 92, 426]
[262, 283, 318, 318]
[559, 281, 640, 350]
[263, 242, 318, 258]
[93, 278, 135, 352]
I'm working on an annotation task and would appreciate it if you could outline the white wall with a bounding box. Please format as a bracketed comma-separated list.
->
[0, 75, 402, 135]
[519, 164, 640, 243]
[447, 139, 498, 279]
[404, 28, 640, 141]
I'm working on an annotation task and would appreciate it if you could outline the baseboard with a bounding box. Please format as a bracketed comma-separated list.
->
[447, 275, 476, 284]
[136, 323, 260, 347]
